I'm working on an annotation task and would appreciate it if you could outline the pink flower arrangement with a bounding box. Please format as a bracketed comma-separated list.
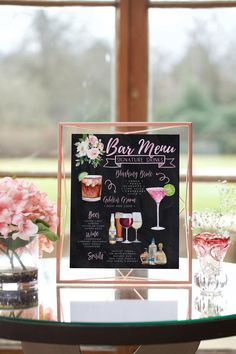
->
[75, 134, 104, 168]
[0, 177, 58, 258]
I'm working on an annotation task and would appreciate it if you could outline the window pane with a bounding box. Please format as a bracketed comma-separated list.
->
[0, 6, 116, 165]
[149, 8, 236, 209]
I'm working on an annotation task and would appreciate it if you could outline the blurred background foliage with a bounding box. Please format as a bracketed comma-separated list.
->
[150, 16, 236, 155]
[0, 7, 235, 214]
[0, 7, 236, 159]
[0, 9, 113, 157]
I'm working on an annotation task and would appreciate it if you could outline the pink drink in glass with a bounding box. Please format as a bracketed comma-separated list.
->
[146, 187, 166, 230]
[193, 233, 230, 261]
[147, 187, 166, 203]
[193, 232, 230, 293]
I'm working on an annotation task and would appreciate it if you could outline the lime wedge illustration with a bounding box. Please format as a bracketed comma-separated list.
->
[164, 183, 175, 197]
[78, 171, 88, 182]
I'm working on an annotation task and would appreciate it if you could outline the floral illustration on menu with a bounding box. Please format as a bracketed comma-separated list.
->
[75, 134, 104, 202]
[70, 134, 179, 269]
[75, 134, 104, 168]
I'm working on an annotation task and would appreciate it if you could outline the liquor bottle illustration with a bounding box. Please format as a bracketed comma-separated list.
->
[140, 248, 149, 265]
[109, 213, 117, 245]
[148, 238, 157, 265]
[155, 243, 167, 265]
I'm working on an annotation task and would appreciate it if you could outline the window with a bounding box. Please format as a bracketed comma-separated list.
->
[0, 0, 235, 209]
[0, 4, 115, 163]
[148, 2, 236, 209]
[149, 7, 236, 156]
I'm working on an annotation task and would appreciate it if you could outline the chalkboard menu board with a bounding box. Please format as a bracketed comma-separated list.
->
[70, 134, 179, 269]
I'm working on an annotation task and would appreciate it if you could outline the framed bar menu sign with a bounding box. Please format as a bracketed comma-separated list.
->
[70, 134, 179, 269]
[57, 122, 192, 284]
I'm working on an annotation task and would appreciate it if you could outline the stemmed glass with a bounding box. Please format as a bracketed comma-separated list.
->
[132, 212, 142, 243]
[146, 187, 166, 230]
[120, 213, 133, 244]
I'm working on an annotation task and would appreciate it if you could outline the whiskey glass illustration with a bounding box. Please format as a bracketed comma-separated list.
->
[81, 175, 102, 202]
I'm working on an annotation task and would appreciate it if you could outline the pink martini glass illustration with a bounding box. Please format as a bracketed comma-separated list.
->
[146, 187, 166, 230]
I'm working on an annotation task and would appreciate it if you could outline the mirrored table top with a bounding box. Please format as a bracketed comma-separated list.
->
[0, 258, 236, 345]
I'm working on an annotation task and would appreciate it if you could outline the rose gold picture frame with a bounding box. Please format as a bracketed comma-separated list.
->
[56, 122, 192, 285]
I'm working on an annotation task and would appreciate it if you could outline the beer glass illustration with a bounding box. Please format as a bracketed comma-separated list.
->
[115, 212, 123, 242]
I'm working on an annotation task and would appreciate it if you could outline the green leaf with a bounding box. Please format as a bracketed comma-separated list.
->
[41, 229, 58, 242]
[34, 218, 50, 228]
[37, 222, 59, 241]
[0, 237, 33, 251]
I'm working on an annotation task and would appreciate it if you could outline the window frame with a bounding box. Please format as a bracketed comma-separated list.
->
[1, 0, 235, 123]
[0, 0, 236, 182]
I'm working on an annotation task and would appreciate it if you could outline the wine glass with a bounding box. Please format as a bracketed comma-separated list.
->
[146, 187, 166, 230]
[120, 213, 133, 244]
[132, 212, 142, 243]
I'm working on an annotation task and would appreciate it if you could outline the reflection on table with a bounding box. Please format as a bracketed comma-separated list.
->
[0, 258, 235, 324]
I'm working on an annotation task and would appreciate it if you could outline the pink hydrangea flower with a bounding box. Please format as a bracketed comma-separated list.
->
[12, 219, 38, 241]
[38, 234, 54, 257]
[0, 177, 58, 255]
[0, 222, 9, 238]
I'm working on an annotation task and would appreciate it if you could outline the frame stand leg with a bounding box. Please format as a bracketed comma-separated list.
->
[133, 341, 200, 354]
[22, 342, 82, 354]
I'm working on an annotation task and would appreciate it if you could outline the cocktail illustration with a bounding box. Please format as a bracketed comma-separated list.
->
[81, 175, 102, 202]
[120, 213, 133, 244]
[146, 187, 166, 230]
[132, 212, 142, 243]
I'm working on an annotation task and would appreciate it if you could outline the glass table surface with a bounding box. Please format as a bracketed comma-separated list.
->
[0, 258, 236, 347]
